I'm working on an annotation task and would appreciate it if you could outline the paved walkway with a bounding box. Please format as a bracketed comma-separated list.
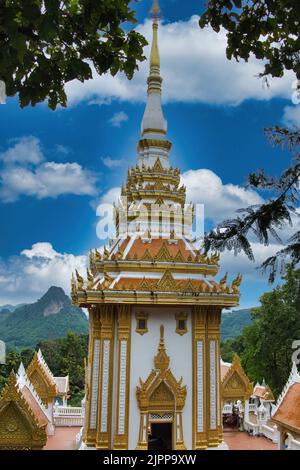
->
[44, 428, 277, 451]
[224, 431, 277, 450]
[45, 427, 81, 450]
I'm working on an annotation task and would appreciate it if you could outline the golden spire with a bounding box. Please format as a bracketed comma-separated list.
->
[151, 0, 161, 18]
[148, 0, 162, 92]
[140, 0, 167, 137]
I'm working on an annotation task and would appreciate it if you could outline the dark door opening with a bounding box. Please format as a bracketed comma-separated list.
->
[148, 423, 173, 450]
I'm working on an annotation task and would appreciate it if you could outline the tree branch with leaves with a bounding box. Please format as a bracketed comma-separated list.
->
[204, 127, 300, 282]
[0, 0, 147, 109]
[199, 0, 300, 82]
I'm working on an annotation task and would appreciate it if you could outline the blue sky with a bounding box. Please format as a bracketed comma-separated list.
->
[0, 0, 299, 307]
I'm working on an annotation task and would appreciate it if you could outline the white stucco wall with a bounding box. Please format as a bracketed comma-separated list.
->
[128, 306, 193, 450]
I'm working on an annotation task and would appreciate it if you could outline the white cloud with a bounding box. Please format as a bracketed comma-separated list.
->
[0, 162, 97, 202]
[282, 105, 300, 127]
[0, 243, 87, 305]
[98, 186, 121, 205]
[181, 168, 263, 223]
[66, 17, 294, 107]
[109, 111, 129, 127]
[219, 242, 283, 282]
[0, 136, 44, 165]
[101, 157, 124, 168]
[21, 242, 61, 260]
[56, 144, 71, 155]
[0, 137, 98, 202]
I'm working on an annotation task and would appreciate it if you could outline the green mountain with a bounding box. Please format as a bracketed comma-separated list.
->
[221, 308, 253, 341]
[0, 303, 26, 314]
[0, 286, 89, 350]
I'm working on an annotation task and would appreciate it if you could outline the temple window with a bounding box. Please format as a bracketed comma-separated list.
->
[136, 312, 149, 335]
[175, 313, 188, 336]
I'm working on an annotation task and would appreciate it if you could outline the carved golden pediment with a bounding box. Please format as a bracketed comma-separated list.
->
[154, 243, 172, 262]
[157, 270, 178, 292]
[221, 355, 253, 401]
[0, 373, 47, 450]
[26, 353, 57, 405]
[150, 382, 174, 404]
[136, 326, 187, 412]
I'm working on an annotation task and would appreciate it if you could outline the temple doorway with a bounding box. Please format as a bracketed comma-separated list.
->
[148, 423, 172, 450]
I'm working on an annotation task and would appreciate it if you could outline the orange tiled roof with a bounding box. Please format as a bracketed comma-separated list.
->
[272, 383, 300, 433]
[253, 386, 266, 399]
[125, 238, 197, 262]
[221, 364, 231, 381]
[253, 385, 275, 401]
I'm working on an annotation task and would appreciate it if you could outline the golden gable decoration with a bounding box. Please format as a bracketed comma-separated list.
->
[26, 353, 57, 406]
[221, 355, 253, 402]
[157, 269, 178, 292]
[0, 373, 47, 450]
[153, 157, 164, 173]
[154, 243, 172, 262]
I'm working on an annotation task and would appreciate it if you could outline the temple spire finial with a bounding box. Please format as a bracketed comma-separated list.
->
[149, 1, 161, 79]
[151, 0, 161, 19]
[140, 0, 167, 139]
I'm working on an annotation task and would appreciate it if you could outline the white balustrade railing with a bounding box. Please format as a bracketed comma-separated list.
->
[289, 438, 300, 450]
[76, 427, 84, 449]
[261, 424, 278, 443]
[54, 405, 84, 427]
[244, 420, 259, 436]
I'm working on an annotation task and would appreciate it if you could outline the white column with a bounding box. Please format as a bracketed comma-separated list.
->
[209, 340, 217, 431]
[196, 341, 204, 433]
[90, 339, 100, 429]
[100, 339, 110, 433]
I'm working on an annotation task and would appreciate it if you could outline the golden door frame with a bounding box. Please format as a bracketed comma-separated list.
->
[136, 326, 187, 450]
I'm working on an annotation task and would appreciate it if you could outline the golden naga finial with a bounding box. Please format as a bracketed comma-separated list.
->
[75, 269, 84, 290]
[87, 269, 94, 290]
[220, 272, 228, 288]
[103, 272, 113, 290]
[94, 248, 102, 262]
[211, 252, 220, 265]
[231, 273, 242, 293]
[71, 273, 77, 298]
[103, 246, 110, 260]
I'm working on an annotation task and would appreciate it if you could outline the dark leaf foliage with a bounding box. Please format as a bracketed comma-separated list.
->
[199, 0, 300, 82]
[221, 267, 300, 396]
[0, 332, 88, 406]
[0, 0, 147, 109]
[204, 127, 300, 282]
